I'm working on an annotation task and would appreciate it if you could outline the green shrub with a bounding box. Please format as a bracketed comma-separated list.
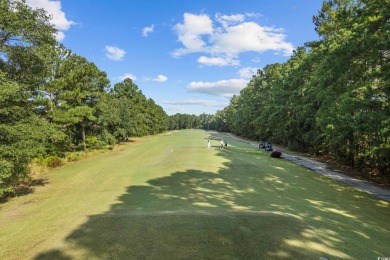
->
[33, 156, 45, 166]
[86, 136, 106, 149]
[65, 152, 84, 162]
[45, 156, 64, 168]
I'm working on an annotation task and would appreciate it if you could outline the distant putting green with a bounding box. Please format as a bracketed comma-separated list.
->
[0, 129, 389, 259]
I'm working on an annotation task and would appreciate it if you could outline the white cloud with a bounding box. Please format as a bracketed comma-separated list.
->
[197, 55, 239, 67]
[145, 74, 168, 82]
[155, 75, 168, 82]
[172, 13, 213, 57]
[55, 31, 65, 42]
[239, 67, 258, 78]
[210, 22, 294, 55]
[26, 0, 75, 41]
[163, 99, 228, 107]
[172, 12, 294, 65]
[166, 106, 185, 112]
[119, 73, 137, 81]
[187, 78, 248, 98]
[215, 13, 245, 28]
[245, 12, 262, 18]
[105, 46, 126, 61]
[142, 24, 154, 37]
[144, 74, 168, 83]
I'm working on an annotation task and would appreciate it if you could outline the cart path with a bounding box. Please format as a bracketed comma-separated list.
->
[227, 133, 390, 202]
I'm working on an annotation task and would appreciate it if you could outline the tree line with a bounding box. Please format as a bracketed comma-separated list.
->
[168, 113, 212, 130]
[210, 0, 389, 180]
[0, 0, 168, 199]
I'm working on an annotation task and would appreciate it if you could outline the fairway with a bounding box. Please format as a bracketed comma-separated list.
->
[0, 130, 389, 259]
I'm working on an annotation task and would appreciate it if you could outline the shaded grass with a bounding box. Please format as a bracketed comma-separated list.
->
[0, 130, 389, 259]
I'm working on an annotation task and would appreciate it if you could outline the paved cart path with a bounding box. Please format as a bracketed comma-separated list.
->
[228, 133, 390, 202]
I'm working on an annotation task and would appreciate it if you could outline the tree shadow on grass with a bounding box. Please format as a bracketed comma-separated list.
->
[54, 210, 305, 259]
[1, 178, 48, 204]
[34, 142, 389, 259]
[35, 170, 315, 259]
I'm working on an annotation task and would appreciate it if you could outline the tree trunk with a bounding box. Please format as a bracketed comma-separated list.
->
[49, 92, 54, 112]
[82, 117, 86, 150]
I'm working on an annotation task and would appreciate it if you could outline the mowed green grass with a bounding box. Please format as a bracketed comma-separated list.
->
[0, 129, 389, 259]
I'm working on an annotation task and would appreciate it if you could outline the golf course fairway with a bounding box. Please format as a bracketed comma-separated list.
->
[0, 129, 389, 259]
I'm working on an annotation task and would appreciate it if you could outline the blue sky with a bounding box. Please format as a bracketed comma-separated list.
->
[26, 0, 324, 115]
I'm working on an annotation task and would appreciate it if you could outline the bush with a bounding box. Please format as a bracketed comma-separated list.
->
[101, 131, 117, 145]
[65, 152, 84, 162]
[28, 160, 45, 176]
[33, 157, 45, 166]
[86, 136, 107, 149]
[270, 151, 282, 158]
[45, 156, 64, 168]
